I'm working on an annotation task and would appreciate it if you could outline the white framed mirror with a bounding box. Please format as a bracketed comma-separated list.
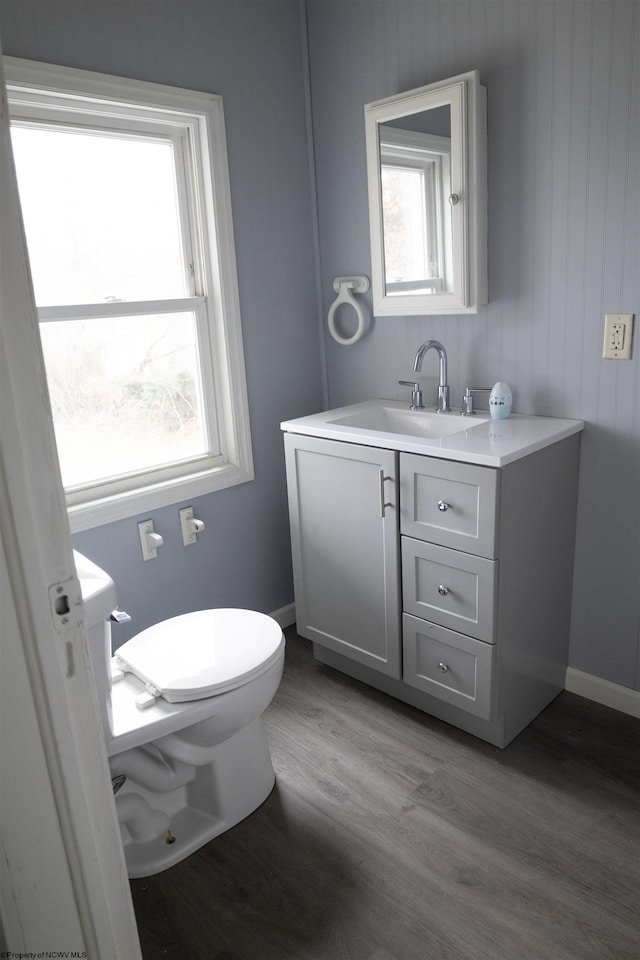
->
[365, 71, 487, 316]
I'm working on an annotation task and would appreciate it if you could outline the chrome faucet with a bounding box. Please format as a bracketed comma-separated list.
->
[413, 340, 450, 413]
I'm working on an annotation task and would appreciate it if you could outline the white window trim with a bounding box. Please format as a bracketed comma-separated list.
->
[5, 57, 253, 532]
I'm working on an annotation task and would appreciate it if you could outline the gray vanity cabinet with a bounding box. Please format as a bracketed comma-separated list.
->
[283, 433, 401, 678]
[284, 428, 581, 748]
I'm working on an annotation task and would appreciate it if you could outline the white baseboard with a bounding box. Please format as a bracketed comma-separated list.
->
[268, 602, 296, 629]
[565, 667, 640, 719]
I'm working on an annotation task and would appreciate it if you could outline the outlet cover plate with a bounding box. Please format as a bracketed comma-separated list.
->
[603, 313, 634, 360]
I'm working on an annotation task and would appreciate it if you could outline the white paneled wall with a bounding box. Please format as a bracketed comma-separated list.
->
[307, 1, 639, 690]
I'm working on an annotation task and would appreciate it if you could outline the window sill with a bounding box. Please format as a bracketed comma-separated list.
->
[67, 460, 254, 532]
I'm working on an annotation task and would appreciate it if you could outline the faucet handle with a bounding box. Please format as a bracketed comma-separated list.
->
[398, 380, 425, 410]
[461, 387, 491, 416]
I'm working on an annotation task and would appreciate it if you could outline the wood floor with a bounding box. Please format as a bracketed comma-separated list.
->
[130, 629, 640, 960]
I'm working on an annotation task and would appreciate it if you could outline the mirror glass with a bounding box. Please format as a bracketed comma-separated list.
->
[379, 106, 453, 297]
[365, 72, 486, 316]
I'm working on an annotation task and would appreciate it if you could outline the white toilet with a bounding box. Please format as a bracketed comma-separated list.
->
[76, 551, 285, 879]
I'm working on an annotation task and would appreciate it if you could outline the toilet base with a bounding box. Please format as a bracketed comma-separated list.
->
[111, 717, 276, 878]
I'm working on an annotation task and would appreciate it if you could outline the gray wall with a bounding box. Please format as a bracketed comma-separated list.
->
[306, 0, 639, 691]
[0, 0, 323, 645]
[2, 0, 638, 694]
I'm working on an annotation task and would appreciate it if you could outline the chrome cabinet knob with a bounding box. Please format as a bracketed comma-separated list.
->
[438, 662, 449, 673]
[437, 499, 449, 512]
[437, 585, 449, 596]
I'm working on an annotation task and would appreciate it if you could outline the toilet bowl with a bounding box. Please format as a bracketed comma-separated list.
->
[75, 551, 285, 878]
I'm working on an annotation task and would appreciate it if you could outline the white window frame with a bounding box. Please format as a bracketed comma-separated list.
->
[5, 57, 253, 533]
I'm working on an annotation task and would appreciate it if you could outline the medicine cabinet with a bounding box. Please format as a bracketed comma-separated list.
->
[365, 70, 487, 316]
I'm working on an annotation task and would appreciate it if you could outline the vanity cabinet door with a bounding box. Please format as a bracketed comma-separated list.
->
[284, 434, 401, 678]
[403, 614, 494, 720]
[400, 453, 498, 557]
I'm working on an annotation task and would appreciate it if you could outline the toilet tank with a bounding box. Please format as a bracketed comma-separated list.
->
[75, 550, 117, 736]
[74, 550, 117, 626]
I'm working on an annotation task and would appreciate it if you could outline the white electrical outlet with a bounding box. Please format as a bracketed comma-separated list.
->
[603, 313, 634, 360]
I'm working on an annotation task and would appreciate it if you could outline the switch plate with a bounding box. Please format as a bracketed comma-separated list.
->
[179, 506, 197, 546]
[179, 506, 205, 546]
[138, 519, 163, 561]
[603, 313, 634, 359]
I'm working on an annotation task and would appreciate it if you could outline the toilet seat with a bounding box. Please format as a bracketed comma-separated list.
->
[114, 608, 284, 705]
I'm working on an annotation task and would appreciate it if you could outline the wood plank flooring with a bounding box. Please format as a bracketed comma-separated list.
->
[130, 629, 640, 960]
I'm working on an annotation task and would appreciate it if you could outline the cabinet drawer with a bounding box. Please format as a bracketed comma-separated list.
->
[402, 537, 496, 642]
[403, 614, 494, 720]
[400, 453, 498, 557]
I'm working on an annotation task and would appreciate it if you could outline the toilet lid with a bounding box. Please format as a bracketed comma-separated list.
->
[114, 608, 285, 704]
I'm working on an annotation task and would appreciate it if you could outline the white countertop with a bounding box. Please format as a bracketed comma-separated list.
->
[281, 399, 584, 467]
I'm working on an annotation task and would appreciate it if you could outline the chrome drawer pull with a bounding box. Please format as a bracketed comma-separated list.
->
[437, 584, 449, 596]
[437, 499, 449, 512]
[438, 662, 449, 673]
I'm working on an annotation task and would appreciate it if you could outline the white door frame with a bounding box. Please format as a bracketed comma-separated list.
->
[0, 39, 141, 958]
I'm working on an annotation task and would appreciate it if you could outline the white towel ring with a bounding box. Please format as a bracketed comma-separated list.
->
[327, 275, 370, 345]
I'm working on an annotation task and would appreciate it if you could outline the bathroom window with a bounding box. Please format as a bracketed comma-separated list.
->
[5, 58, 253, 531]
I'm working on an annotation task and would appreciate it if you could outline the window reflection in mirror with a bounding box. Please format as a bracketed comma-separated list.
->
[379, 105, 453, 296]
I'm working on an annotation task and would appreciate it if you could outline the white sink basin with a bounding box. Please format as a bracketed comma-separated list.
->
[329, 405, 488, 440]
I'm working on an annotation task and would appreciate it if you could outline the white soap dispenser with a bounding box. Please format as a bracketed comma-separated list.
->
[489, 382, 512, 420]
